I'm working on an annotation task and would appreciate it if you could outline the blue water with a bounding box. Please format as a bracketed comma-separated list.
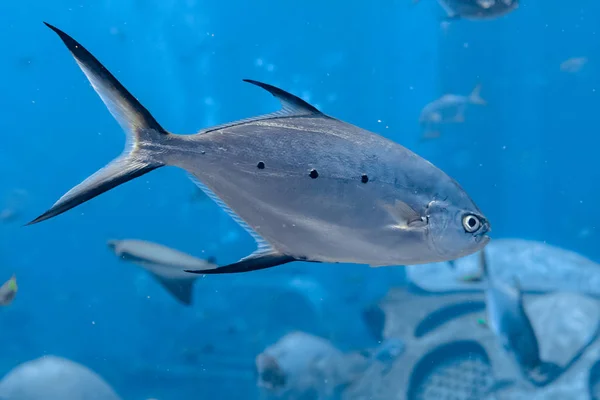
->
[0, 0, 598, 399]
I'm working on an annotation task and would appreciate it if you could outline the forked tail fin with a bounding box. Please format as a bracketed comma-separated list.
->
[468, 83, 486, 105]
[27, 23, 169, 225]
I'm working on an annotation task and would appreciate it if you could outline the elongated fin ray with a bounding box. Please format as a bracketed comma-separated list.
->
[43, 22, 166, 140]
[201, 80, 325, 134]
[27, 24, 167, 225]
[28, 159, 158, 225]
[185, 251, 296, 274]
[151, 274, 195, 306]
[187, 174, 274, 254]
[243, 79, 321, 116]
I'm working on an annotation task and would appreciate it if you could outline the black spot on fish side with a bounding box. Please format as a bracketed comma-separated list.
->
[309, 169, 319, 179]
[257, 161, 265, 169]
[361, 174, 369, 183]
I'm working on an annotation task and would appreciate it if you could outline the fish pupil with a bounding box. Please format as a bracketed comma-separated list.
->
[468, 217, 477, 227]
[257, 161, 265, 169]
[309, 169, 319, 179]
[361, 174, 369, 183]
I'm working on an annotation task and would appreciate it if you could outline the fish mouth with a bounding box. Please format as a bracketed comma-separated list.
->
[474, 220, 491, 245]
[476, 234, 491, 245]
[106, 240, 119, 251]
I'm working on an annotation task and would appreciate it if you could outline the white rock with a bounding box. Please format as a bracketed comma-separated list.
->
[0, 356, 121, 400]
[407, 239, 600, 295]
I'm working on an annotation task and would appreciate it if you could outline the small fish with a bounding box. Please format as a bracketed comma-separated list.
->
[0, 275, 17, 306]
[560, 57, 588, 73]
[107, 239, 217, 305]
[29, 23, 490, 273]
[416, 0, 519, 20]
[419, 84, 486, 138]
[481, 249, 542, 374]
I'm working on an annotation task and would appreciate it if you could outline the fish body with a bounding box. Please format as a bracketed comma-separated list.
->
[0, 275, 17, 306]
[419, 84, 486, 139]
[419, 84, 486, 126]
[30, 24, 491, 273]
[560, 57, 588, 73]
[481, 250, 541, 373]
[437, 0, 519, 20]
[107, 239, 216, 305]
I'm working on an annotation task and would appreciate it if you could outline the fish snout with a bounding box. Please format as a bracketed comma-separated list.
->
[475, 219, 491, 244]
[479, 217, 491, 234]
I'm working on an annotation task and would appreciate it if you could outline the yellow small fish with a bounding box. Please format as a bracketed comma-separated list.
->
[0, 275, 17, 305]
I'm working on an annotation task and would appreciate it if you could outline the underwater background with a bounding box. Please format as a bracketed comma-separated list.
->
[1, 0, 600, 399]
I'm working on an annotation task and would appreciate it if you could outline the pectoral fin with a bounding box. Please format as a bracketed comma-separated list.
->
[381, 200, 426, 229]
[185, 251, 298, 274]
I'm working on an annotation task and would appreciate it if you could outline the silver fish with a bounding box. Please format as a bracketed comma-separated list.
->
[28, 23, 490, 273]
[419, 84, 486, 134]
[107, 239, 216, 305]
[420, 0, 519, 20]
[481, 249, 541, 373]
[560, 57, 588, 73]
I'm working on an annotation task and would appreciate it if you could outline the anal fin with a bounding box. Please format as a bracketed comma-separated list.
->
[185, 251, 296, 275]
[151, 274, 195, 306]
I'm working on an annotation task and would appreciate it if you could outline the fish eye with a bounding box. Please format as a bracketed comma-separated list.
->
[462, 214, 481, 233]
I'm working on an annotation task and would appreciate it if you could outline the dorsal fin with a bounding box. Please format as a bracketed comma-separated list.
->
[243, 79, 322, 117]
[200, 80, 327, 135]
